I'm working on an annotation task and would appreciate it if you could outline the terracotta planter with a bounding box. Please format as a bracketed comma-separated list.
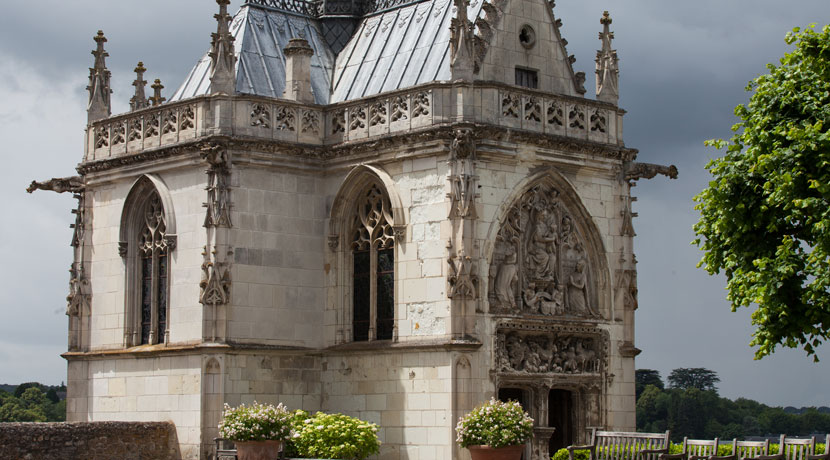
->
[235, 440, 283, 460]
[468, 444, 524, 460]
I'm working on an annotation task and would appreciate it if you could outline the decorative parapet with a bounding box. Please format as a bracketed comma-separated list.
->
[84, 82, 628, 166]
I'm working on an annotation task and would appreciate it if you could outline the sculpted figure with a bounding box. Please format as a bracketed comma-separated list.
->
[527, 210, 557, 280]
[506, 333, 526, 371]
[560, 216, 576, 249]
[523, 282, 552, 314]
[568, 259, 596, 317]
[536, 339, 553, 372]
[525, 340, 542, 373]
[575, 340, 597, 372]
[562, 345, 578, 373]
[495, 244, 519, 308]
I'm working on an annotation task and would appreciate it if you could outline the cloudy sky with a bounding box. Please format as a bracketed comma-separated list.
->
[1, 1, 827, 407]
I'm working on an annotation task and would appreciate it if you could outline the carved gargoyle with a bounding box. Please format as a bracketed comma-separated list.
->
[27, 176, 84, 194]
[624, 162, 678, 181]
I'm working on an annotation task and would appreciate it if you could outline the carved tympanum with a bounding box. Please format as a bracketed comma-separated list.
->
[489, 183, 600, 318]
[495, 329, 604, 374]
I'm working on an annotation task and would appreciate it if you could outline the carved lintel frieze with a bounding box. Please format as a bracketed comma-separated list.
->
[624, 162, 678, 182]
[448, 251, 478, 299]
[494, 324, 608, 375]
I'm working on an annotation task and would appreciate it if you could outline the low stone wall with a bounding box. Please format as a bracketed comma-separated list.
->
[0, 421, 181, 460]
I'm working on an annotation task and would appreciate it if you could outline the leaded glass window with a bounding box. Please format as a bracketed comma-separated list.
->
[351, 183, 395, 342]
[137, 192, 170, 345]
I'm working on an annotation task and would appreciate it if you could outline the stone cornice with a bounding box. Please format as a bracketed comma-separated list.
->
[61, 337, 482, 360]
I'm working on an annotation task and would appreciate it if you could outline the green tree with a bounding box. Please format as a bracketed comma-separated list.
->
[636, 369, 665, 398]
[667, 368, 720, 392]
[694, 24, 830, 360]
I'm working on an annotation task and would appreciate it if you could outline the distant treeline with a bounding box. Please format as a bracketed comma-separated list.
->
[0, 382, 66, 422]
[637, 369, 830, 440]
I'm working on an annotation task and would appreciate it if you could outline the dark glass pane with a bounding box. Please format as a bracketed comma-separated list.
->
[515, 68, 538, 89]
[353, 251, 370, 342]
[376, 249, 394, 340]
[141, 256, 153, 344]
[157, 254, 168, 339]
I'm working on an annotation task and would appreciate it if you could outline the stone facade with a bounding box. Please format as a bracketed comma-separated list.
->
[28, 0, 676, 459]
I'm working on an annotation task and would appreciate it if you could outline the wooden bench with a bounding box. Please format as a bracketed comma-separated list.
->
[758, 436, 820, 460]
[660, 438, 720, 460]
[567, 429, 672, 460]
[712, 439, 771, 460]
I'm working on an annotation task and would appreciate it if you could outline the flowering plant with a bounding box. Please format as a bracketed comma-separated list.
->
[291, 412, 380, 460]
[218, 402, 293, 442]
[456, 398, 534, 448]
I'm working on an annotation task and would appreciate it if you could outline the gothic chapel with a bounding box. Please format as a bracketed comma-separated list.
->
[29, 0, 676, 458]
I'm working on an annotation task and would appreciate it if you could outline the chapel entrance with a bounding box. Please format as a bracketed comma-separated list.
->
[548, 389, 574, 453]
[498, 388, 529, 460]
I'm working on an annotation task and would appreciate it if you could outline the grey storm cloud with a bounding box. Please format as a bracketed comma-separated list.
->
[1, 0, 827, 404]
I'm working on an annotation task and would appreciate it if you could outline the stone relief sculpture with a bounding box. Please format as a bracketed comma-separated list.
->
[495, 329, 605, 374]
[489, 182, 600, 318]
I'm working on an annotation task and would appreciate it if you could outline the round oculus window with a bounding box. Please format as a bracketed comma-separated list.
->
[519, 25, 536, 49]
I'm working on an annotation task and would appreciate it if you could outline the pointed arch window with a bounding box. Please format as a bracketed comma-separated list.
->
[351, 183, 395, 342]
[137, 192, 170, 344]
[121, 177, 175, 348]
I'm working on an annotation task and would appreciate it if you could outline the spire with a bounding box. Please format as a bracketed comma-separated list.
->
[150, 79, 166, 106]
[209, 0, 237, 95]
[595, 11, 619, 104]
[450, 0, 475, 80]
[86, 30, 112, 122]
[130, 62, 148, 111]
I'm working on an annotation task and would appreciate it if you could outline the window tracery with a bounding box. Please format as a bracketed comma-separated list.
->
[137, 192, 170, 344]
[350, 183, 395, 341]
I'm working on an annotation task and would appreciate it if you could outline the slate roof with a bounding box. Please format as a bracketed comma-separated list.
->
[171, 0, 487, 104]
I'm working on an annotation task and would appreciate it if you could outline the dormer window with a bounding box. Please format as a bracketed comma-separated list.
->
[516, 67, 538, 89]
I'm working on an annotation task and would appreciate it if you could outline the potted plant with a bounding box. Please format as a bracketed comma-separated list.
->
[218, 402, 293, 460]
[290, 411, 381, 460]
[456, 398, 534, 460]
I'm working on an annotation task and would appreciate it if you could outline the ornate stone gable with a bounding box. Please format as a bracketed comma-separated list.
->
[488, 182, 601, 320]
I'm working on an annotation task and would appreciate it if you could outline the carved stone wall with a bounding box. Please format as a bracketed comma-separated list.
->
[494, 322, 608, 375]
[488, 182, 601, 319]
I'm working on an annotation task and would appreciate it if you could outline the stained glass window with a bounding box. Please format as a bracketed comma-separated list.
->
[351, 183, 396, 342]
[136, 191, 170, 345]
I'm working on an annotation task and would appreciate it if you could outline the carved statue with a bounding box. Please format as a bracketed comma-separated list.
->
[527, 210, 558, 281]
[624, 161, 678, 181]
[494, 245, 519, 309]
[506, 333, 526, 371]
[26, 176, 84, 194]
[576, 340, 597, 373]
[567, 259, 596, 317]
[449, 128, 476, 218]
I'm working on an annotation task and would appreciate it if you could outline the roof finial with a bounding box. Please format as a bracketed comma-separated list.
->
[130, 62, 149, 111]
[595, 11, 619, 104]
[87, 30, 112, 122]
[209, 0, 237, 95]
[150, 79, 166, 106]
[449, 0, 475, 81]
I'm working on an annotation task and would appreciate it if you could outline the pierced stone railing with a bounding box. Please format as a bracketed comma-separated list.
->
[85, 82, 624, 164]
[86, 98, 203, 162]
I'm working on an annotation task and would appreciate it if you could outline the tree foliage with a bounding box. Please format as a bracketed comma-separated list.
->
[636, 369, 830, 439]
[694, 24, 830, 360]
[0, 384, 65, 423]
[635, 369, 664, 398]
[667, 368, 720, 392]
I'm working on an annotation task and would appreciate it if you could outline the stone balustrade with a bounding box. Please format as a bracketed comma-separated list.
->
[85, 82, 624, 163]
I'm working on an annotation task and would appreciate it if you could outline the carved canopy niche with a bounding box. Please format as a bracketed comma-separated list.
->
[488, 181, 601, 319]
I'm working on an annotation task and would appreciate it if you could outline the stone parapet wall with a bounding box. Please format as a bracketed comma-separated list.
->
[0, 421, 180, 460]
